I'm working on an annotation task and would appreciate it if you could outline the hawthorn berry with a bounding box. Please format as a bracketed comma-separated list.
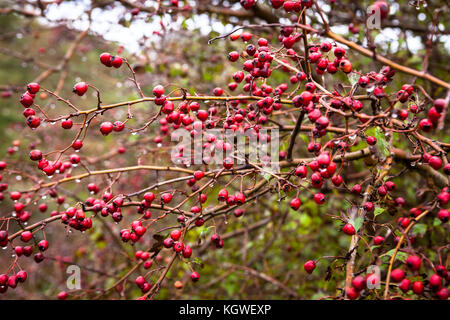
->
[100, 122, 114, 135]
[342, 223, 355, 235]
[390, 269, 405, 282]
[290, 197, 301, 210]
[100, 52, 112, 66]
[303, 260, 316, 274]
[352, 276, 366, 292]
[20, 231, 33, 242]
[190, 272, 200, 282]
[406, 255, 421, 271]
[73, 82, 88, 96]
[412, 281, 424, 295]
[399, 279, 411, 293]
[27, 83, 40, 94]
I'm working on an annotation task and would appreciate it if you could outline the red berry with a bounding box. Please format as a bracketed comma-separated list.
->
[290, 197, 301, 210]
[342, 223, 355, 235]
[153, 85, 164, 97]
[428, 156, 442, 170]
[438, 209, 449, 223]
[412, 281, 424, 295]
[100, 52, 112, 66]
[190, 272, 199, 282]
[406, 255, 421, 271]
[20, 231, 33, 242]
[390, 268, 405, 282]
[27, 83, 40, 94]
[111, 56, 123, 68]
[170, 229, 182, 241]
[161, 193, 173, 204]
[20, 92, 34, 107]
[352, 276, 366, 291]
[429, 274, 442, 289]
[399, 279, 410, 293]
[100, 122, 114, 135]
[58, 291, 68, 300]
[373, 236, 385, 245]
[61, 119, 73, 129]
[73, 82, 88, 96]
[346, 287, 359, 300]
[182, 245, 192, 258]
[366, 136, 377, 145]
[303, 260, 316, 274]
[419, 118, 433, 132]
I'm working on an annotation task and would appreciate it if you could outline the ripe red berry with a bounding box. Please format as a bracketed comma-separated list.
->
[193, 170, 204, 180]
[428, 156, 442, 170]
[429, 274, 442, 289]
[163, 238, 174, 248]
[16, 270, 27, 283]
[437, 209, 449, 223]
[190, 272, 200, 282]
[27, 83, 40, 94]
[111, 56, 123, 68]
[406, 255, 421, 271]
[295, 165, 307, 178]
[29, 149, 42, 161]
[38, 240, 49, 251]
[373, 236, 385, 245]
[20, 231, 33, 242]
[436, 288, 449, 300]
[313, 193, 325, 204]
[170, 229, 182, 241]
[390, 268, 405, 282]
[100, 122, 114, 135]
[100, 52, 112, 66]
[72, 139, 83, 150]
[366, 136, 377, 145]
[113, 121, 125, 132]
[331, 175, 343, 187]
[334, 47, 346, 58]
[346, 286, 359, 300]
[161, 193, 173, 204]
[363, 202, 374, 212]
[290, 197, 301, 210]
[228, 51, 239, 62]
[352, 184, 362, 194]
[20, 92, 34, 107]
[419, 118, 433, 132]
[342, 223, 355, 235]
[303, 260, 316, 274]
[61, 119, 73, 129]
[218, 189, 228, 201]
[57, 291, 68, 300]
[26, 115, 41, 129]
[433, 98, 447, 112]
[235, 192, 245, 204]
[412, 281, 424, 295]
[173, 241, 184, 253]
[153, 85, 164, 97]
[223, 157, 233, 169]
[399, 279, 410, 293]
[73, 82, 88, 96]
[352, 276, 366, 291]
[443, 163, 450, 175]
[182, 245, 192, 258]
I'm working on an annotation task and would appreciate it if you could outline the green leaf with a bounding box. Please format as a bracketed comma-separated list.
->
[381, 249, 408, 263]
[374, 207, 385, 218]
[347, 72, 359, 86]
[350, 217, 364, 232]
[374, 127, 390, 157]
[412, 223, 427, 236]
